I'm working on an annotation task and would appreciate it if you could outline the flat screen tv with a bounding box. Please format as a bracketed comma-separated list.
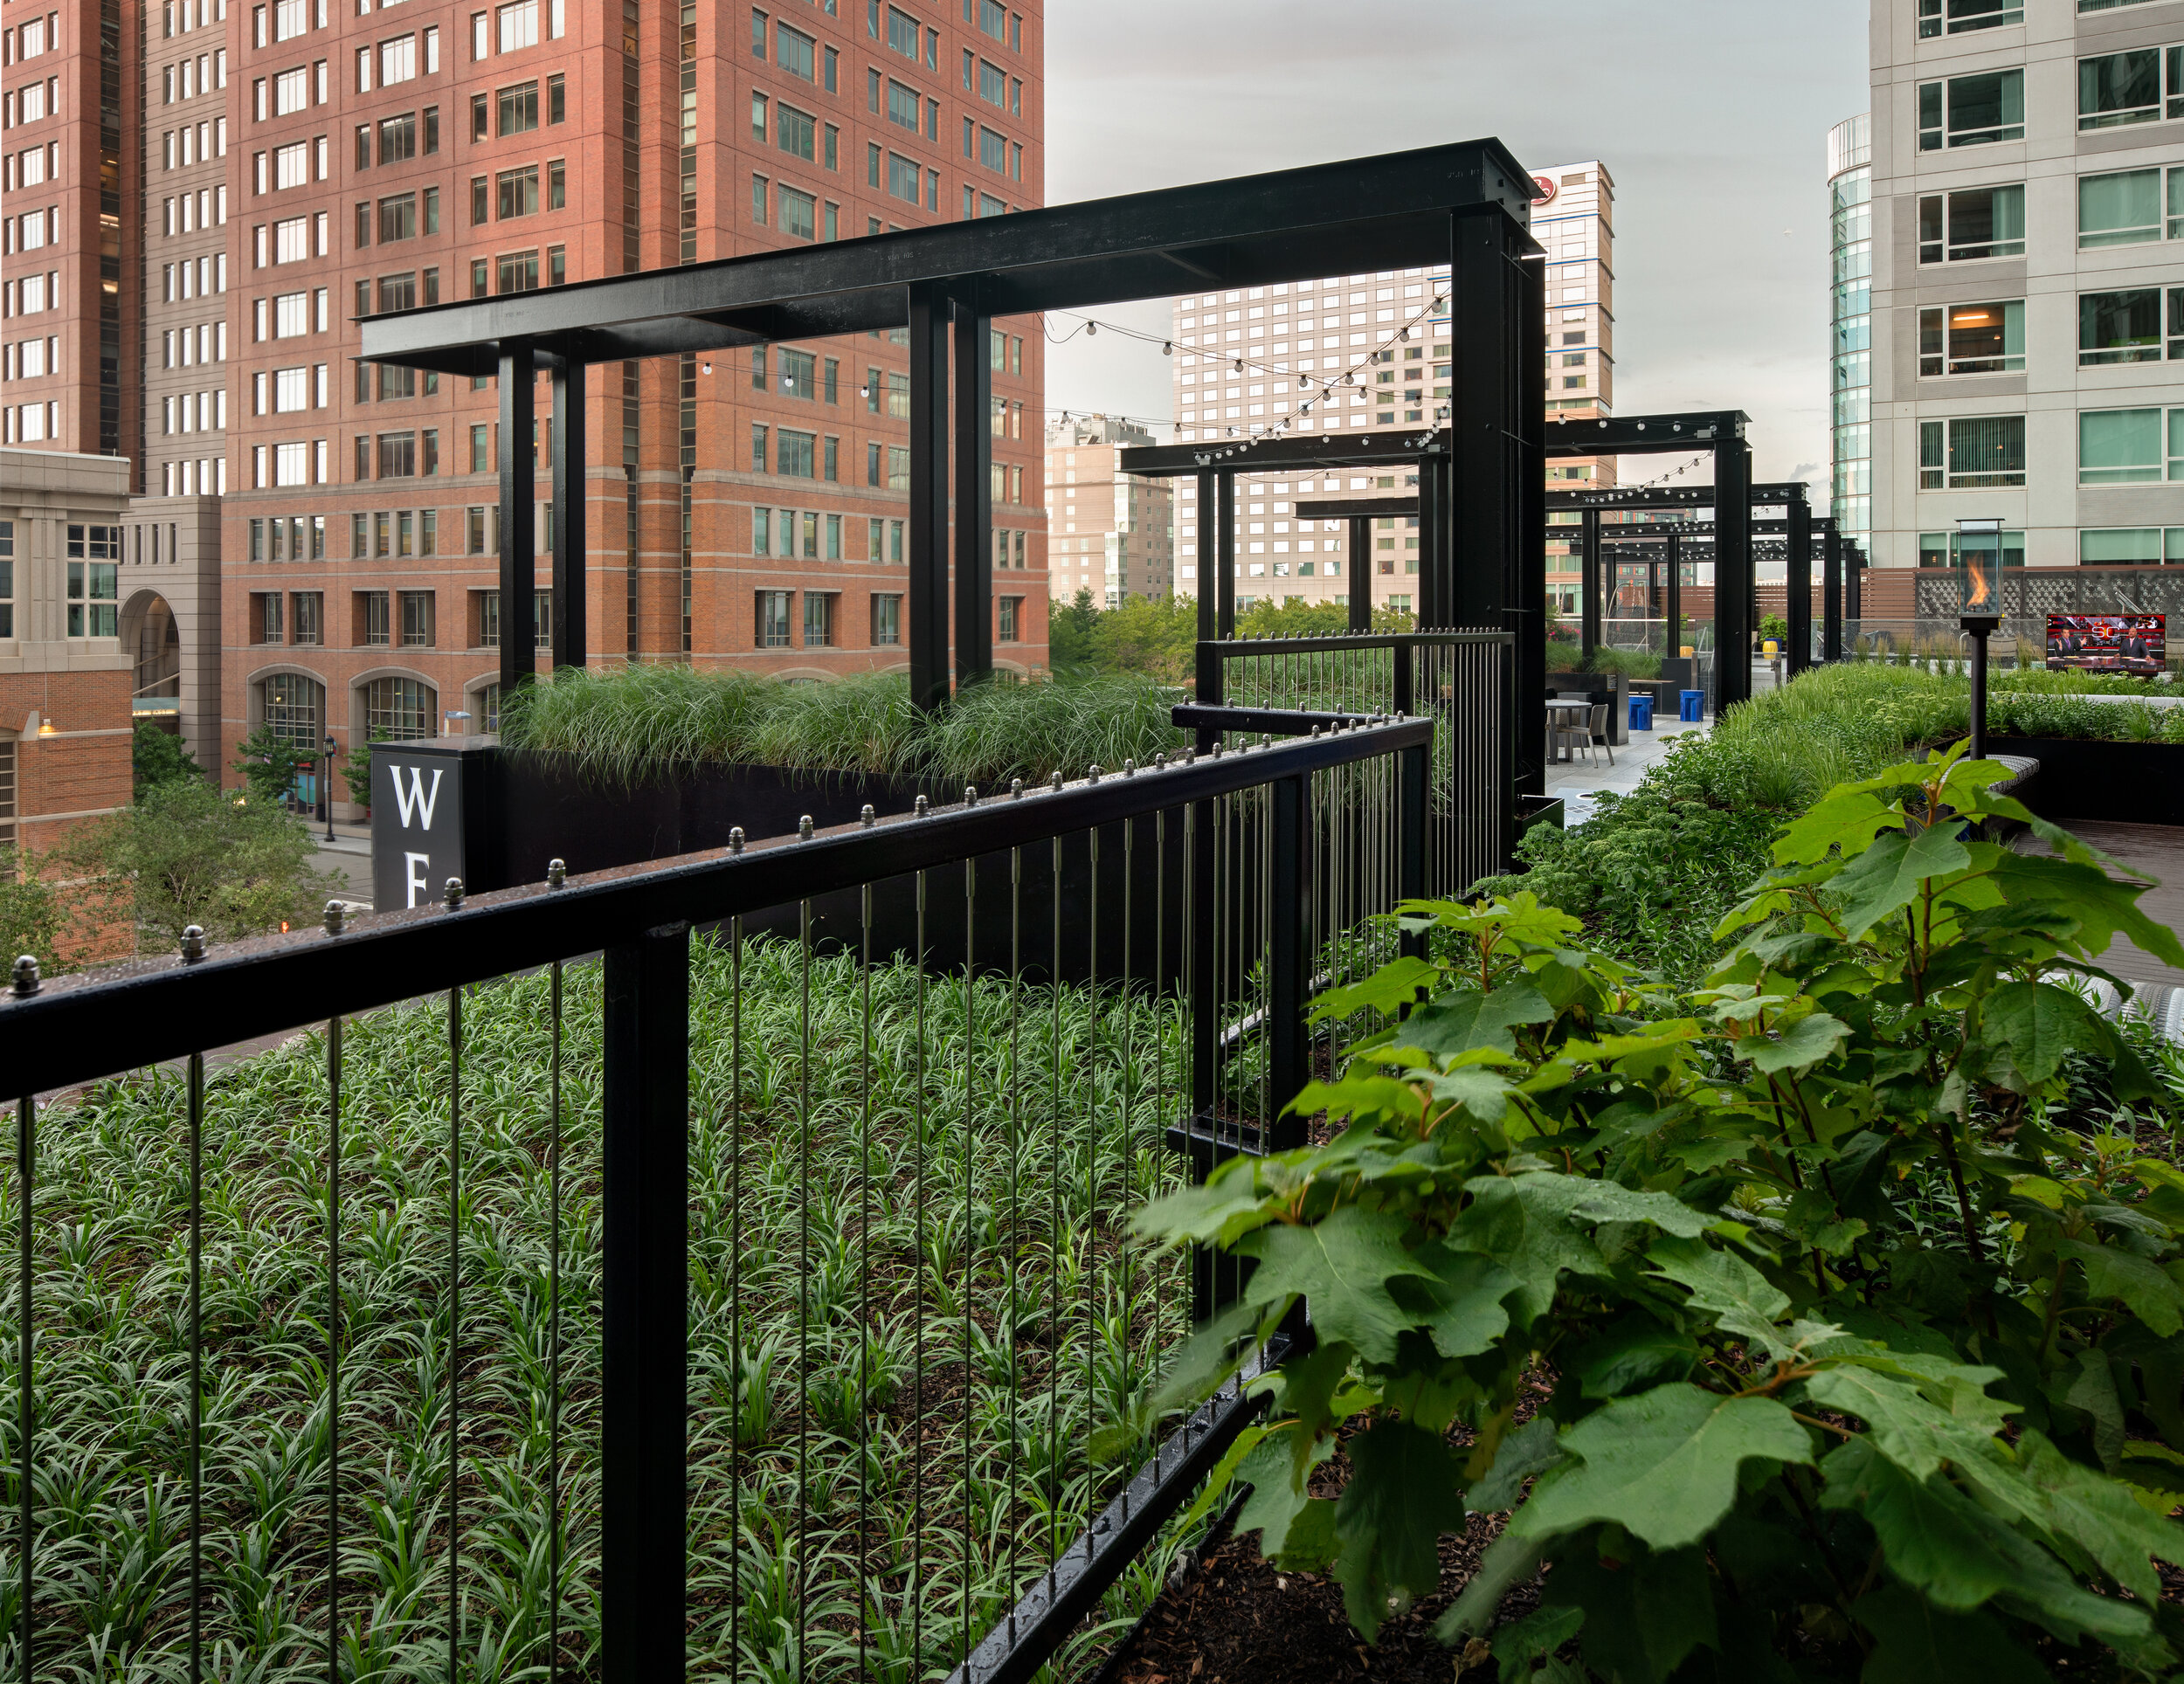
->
[2046, 612, 2165, 676]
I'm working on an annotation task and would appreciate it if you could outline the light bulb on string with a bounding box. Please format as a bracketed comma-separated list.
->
[1084, 321, 1095, 336]
[1162, 341, 1172, 355]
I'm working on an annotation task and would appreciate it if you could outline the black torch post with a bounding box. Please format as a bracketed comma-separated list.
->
[1957, 518, 2003, 761]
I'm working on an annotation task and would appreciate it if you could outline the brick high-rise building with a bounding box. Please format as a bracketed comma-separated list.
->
[1044, 413, 1171, 609]
[1165, 160, 1614, 620]
[6, 0, 1047, 821]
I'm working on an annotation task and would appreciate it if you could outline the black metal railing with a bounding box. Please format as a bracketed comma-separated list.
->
[1196, 630, 1512, 896]
[2, 714, 1429, 1682]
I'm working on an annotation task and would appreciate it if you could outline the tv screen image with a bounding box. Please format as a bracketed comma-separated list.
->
[2045, 612, 2166, 676]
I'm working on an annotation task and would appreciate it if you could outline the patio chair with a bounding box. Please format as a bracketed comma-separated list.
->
[1583, 702, 1616, 766]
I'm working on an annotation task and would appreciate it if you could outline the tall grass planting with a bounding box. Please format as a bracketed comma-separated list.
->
[496, 666, 1189, 792]
[7, 938, 1195, 1679]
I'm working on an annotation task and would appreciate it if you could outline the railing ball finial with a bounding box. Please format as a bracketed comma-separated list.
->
[964, 784, 978, 806]
[728, 826, 746, 854]
[1123, 759, 1137, 776]
[324, 900, 347, 935]
[443, 879, 465, 908]
[10, 955, 40, 997]
[798, 814, 815, 839]
[546, 857, 567, 888]
[180, 925, 206, 963]
[915, 794, 930, 817]
[860, 804, 877, 827]
[1048, 771, 1063, 792]
[1154, 751, 1167, 770]
[1009, 777, 1024, 799]
[1088, 764, 1102, 783]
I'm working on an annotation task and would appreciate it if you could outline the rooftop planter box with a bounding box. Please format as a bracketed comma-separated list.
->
[1987, 735, 2184, 827]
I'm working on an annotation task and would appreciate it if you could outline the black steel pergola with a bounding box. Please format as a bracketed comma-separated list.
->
[358, 140, 1543, 713]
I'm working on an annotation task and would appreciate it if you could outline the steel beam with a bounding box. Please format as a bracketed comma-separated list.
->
[907, 281, 951, 711]
[950, 293, 992, 687]
[1713, 436, 1753, 711]
[361, 141, 1535, 376]
[498, 342, 536, 705]
[1122, 433, 1447, 480]
[549, 355, 585, 672]
[1543, 411, 1750, 458]
[600, 921, 689, 1682]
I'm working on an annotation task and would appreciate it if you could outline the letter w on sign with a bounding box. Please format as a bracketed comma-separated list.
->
[390, 765, 443, 830]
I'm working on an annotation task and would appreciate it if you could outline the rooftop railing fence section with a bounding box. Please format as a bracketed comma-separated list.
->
[1184, 629, 1513, 900]
[2, 714, 1433, 1683]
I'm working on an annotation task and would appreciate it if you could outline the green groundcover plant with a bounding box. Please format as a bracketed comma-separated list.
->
[1141, 744, 2184, 1681]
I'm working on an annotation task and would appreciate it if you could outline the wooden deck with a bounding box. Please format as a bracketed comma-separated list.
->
[2017, 820, 2184, 994]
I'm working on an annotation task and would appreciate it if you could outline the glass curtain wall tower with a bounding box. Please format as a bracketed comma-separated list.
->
[1828, 114, 1872, 548]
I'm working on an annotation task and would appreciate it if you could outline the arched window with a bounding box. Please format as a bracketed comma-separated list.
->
[363, 675, 437, 739]
[259, 672, 324, 749]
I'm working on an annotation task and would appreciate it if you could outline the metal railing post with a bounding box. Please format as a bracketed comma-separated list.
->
[1193, 638, 1224, 753]
[1186, 787, 1226, 1324]
[1348, 515, 1372, 632]
[1393, 638, 1413, 717]
[1266, 773, 1309, 1150]
[600, 921, 690, 1681]
[907, 280, 952, 712]
[549, 352, 586, 672]
[1196, 468, 1218, 643]
[499, 339, 537, 701]
[1398, 741, 1428, 953]
[950, 287, 993, 688]
[1215, 472, 1236, 638]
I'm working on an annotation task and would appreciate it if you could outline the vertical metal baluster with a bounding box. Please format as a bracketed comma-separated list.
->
[327, 1018, 342, 1684]
[190, 1050, 204, 1684]
[1082, 825, 1099, 1556]
[960, 855, 975, 1669]
[730, 918, 744, 1683]
[1119, 813, 1135, 1517]
[1047, 833, 1062, 1569]
[548, 963, 563, 1684]
[912, 868, 927, 1660]
[857, 886, 872, 1682]
[447, 984, 462, 1684]
[14, 1094, 30, 1679]
[798, 898, 812, 1684]
[1006, 845, 1021, 1619]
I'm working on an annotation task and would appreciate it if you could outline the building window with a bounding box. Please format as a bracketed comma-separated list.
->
[496, 162, 538, 219]
[498, 249, 540, 293]
[2077, 407, 2183, 485]
[397, 590, 435, 647]
[871, 592, 902, 645]
[779, 348, 815, 399]
[756, 590, 792, 647]
[1918, 0, 2020, 32]
[778, 101, 815, 160]
[1918, 415, 2026, 489]
[803, 591, 833, 647]
[65, 526, 120, 637]
[1917, 69, 2023, 149]
[778, 429, 816, 477]
[1916, 184, 2023, 262]
[496, 0, 537, 53]
[261, 673, 323, 752]
[776, 21, 814, 78]
[779, 184, 816, 240]
[361, 588, 391, 646]
[2080, 287, 2167, 364]
[364, 676, 436, 739]
[292, 592, 322, 645]
[499, 78, 538, 135]
[0, 520, 13, 639]
[887, 151, 919, 204]
[2077, 45, 2181, 130]
[2080, 527, 2184, 565]
[257, 591, 286, 644]
[998, 596, 1021, 643]
[1918, 301, 2022, 376]
[885, 3, 916, 57]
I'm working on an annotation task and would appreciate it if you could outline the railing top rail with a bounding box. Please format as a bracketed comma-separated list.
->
[0, 716, 1431, 1098]
[1206, 630, 1513, 656]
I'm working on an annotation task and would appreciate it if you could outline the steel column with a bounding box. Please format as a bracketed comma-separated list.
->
[549, 355, 586, 672]
[1665, 529, 1683, 671]
[1786, 489, 1813, 675]
[1266, 774, 1309, 1151]
[600, 921, 690, 1682]
[1215, 473, 1236, 637]
[950, 293, 992, 687]
[498, 342, 536, 703]
[1349, 516, 1371, 630]
[1196, 468, 1218, 641]
[1821, 521, 1843, 661]
[1712, 435, 1753, 711]
[1579, 505, 1601, 659]
[1417, 452, 1448, 627]
[907, 280, 952, 711]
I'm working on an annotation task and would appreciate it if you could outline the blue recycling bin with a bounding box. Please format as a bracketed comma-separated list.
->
[1628, 693, 1654, 732]
[1678, 689, 1705, 722]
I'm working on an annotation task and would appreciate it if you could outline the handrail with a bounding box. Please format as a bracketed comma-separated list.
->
[1202, 628, 1512, 657]
[0, 718, 1431, 1098]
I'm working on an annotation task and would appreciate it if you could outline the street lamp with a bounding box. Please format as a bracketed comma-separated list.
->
[1956, 518, 2008, 760]
[322, 734, 338, 841]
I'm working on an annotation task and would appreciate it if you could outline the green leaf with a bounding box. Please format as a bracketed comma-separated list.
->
[1232, 1431, 1335, 1559]
[2064, 1347, 2126, 1474]
[1745, 1011, 1850, 1074]
[1330, 1418, 1469, 1640]
[1851, 1585, 2049, 1684]
[1406, 1244, 1517, 1360]
[1831, 823, 1973, 941]
[1467, 1415, 1565, 1513]
[1234, 1204, 1435, 1365]
[1773, 787, 1900, 866]
[1264, 1339, 1365, 1481]
[1648, 1235, 1793, 1353]
[2015, 1428, 2184, 1602]
[1984, 850, 2184, 971]
[1307, 954, 1441, 1025]
[1509, 1383, 1813, 1550]
[1801, 1363, 2009, 1484]
[1446, 1177, 1610, 1326]
[1491, 1605, 1584, 1675]
[2057, 1237, 2184, 1338]
[1979, 982, 2105, 1087]
[1816, 1439, 2150, 1642]
[1569, 1312, 1704, 1399]
[1394, 981, 1554, 1061]
[1548, 1543, 1720, 1684]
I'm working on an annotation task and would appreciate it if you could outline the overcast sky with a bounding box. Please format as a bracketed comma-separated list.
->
[1039, 0, 1870, 493]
